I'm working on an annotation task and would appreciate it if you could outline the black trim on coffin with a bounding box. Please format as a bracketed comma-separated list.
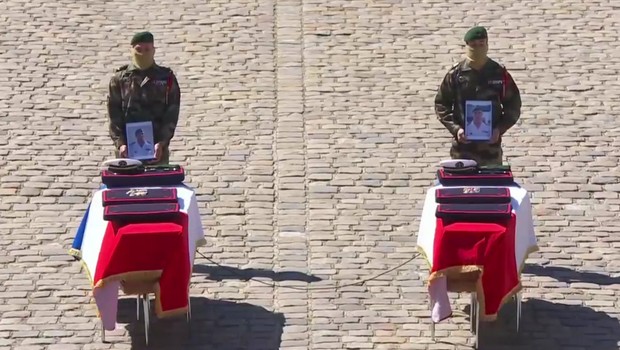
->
[102, 188, 178, 206]
[102, 166, 185, 188]
[437, 169, 514, 186]
[103, 203, 181, 222]
[435, 203, 513, 221]
[435, 187, 511, 204]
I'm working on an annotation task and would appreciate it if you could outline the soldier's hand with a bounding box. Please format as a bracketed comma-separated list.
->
[154, 143, 162, 161]
[119, 145, 128, 158]
[457, 128, 469, 143]
[490, 128, 500, 143]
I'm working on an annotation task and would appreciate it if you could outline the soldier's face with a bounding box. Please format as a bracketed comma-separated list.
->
[137, 133, 144, 142]
[465, 38, 488, 61]
[131, 43, 155, 57]
[467, 38, 487, 49]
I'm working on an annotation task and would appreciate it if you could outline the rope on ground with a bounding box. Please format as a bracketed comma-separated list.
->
[195, 250, 422, 291]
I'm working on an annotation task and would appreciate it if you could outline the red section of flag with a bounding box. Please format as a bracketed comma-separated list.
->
[94, 213, 190, 316]
[431, 214, 519, 317]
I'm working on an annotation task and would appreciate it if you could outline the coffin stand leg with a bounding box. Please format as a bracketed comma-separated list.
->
[469, 292, 520, 348]
[186, 295, 192, 338]
[129, 293, 192, 344]
[515, 292, 522, 333]
[187, 295, 191, 323]
[468, 292, 480, 348]
[470, 293, 476, 333]
[428, 291, 482, 346]
[142, 294, 150, 346]
[101, 321, 106, 343]
[429, 298, 435, 341]
[474, 294, 480, 349]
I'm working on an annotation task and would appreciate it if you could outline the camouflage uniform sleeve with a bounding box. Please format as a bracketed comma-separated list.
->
[434, 68, 461, 138]
[498, 70, 521, 135]
[157, 71, 180, 148]
[107, 73, 125, 148]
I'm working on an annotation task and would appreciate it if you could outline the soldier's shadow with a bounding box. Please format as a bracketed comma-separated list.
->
[117, 296, 285, 350]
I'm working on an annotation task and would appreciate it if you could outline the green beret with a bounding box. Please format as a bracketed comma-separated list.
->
[130, 31, 154, 46]
[464, 26, 487, 42]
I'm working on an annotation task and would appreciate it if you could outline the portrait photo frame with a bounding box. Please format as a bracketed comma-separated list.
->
[464, 100, 493, 141]
[125, 121, 155, 161]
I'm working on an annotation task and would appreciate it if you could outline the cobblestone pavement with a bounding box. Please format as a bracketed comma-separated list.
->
[1, 0, 620, 349]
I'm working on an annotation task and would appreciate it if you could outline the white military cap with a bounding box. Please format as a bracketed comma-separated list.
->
[439, 159, 477, 170]
[103, 158, 143, 168]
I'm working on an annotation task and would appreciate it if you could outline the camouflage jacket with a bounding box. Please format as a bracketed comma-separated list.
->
[107, 63, 181, 149]
[434, 58, 521, 140]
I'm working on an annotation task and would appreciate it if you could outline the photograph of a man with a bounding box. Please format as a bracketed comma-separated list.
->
[465, 102, 492, 141]
[126, 122, 155, 160]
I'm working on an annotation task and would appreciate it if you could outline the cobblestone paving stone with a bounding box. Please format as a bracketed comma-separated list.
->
[0, 0, 619, 349]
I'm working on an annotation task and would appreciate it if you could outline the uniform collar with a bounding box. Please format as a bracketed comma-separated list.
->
[461, 58, 490, 72]
[126, 62, 159, 73]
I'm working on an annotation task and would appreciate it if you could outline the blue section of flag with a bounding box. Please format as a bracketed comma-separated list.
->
[71, 184, 107, 254]
[71, 202, 91, 252]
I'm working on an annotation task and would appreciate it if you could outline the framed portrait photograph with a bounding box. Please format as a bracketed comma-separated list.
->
[125, 121, 155, 161]
[465, 100, 493, 141]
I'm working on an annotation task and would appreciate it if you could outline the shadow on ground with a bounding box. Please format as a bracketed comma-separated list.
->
[455, 261, 620, 350]
[523, 263, 620, 286]
[193, 263, 322, 283]
[462, 298, 620, 350]
[116, 296, 285, 350]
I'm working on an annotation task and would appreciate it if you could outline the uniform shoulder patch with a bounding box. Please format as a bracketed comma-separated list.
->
[448, 60, 464, 73]
[155, 65, 173, 74]
[487, 59, 505, 70]
[495, 62, 508, 75]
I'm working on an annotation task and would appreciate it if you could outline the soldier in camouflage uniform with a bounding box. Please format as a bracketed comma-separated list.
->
[434, 26, 521, 166]
[107, 31, 181, 165]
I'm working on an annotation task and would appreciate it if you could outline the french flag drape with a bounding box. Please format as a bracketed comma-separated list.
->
[430, 214, 519, 320]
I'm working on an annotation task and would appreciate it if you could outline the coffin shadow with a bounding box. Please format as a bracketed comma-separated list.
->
[463, 298, 620, 350]
[117, 296, 285, 350]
